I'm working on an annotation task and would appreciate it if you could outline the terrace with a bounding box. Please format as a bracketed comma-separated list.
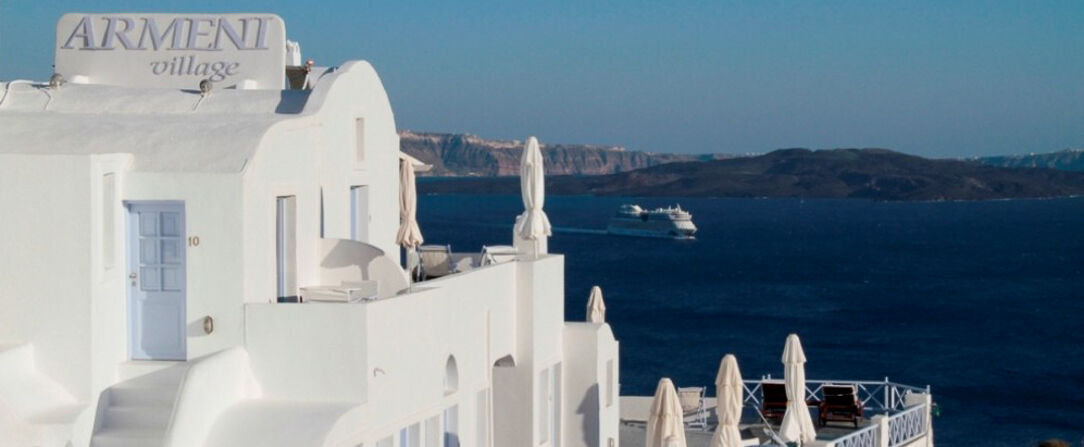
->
[620, 379, 933, 447]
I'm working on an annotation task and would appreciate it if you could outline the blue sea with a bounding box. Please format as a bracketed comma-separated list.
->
[417, 194, 1084, 447]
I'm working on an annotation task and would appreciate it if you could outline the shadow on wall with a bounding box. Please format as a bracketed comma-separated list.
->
[576, 383, 600, 447]
[275, 90, 309, 114]
[319, 238, 409, 298]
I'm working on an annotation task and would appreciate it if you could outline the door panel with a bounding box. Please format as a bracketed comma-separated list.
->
[128, 202, 186, 361]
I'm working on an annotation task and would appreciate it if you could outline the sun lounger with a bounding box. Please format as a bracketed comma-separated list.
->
[677, 386, 708, 430]
[417, 244, 453, 280]
[818, 383, 863, 427]
[481, 245, 518, 265]
[760, 381, 787, 422]
[299, 281, 379, 303]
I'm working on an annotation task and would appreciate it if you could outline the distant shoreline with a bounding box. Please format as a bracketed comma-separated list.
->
[416, 147, 1084, 202]
[419, 181, 1084, 204]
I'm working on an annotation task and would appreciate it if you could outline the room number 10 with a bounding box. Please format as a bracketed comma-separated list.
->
[188, 236, 200, 247]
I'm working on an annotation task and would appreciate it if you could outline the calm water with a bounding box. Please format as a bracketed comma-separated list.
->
[417, 195, 1084, 446]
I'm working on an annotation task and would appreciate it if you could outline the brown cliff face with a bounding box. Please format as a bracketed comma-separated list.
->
[399, 130, 700, 176]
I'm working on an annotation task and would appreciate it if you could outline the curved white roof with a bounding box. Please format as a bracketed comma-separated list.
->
[0, 81, 312, 172]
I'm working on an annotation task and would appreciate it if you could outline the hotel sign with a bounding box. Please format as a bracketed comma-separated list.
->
[55, 13, 286, 89]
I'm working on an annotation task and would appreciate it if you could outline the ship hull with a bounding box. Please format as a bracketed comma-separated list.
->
[606, 220, 696, 240]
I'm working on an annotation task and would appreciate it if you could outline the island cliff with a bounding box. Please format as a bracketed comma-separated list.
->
[399, 130, 712, 176]
[418, 148, 1084, 201]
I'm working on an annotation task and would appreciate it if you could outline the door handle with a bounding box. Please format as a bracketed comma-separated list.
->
[130, 272, 137, 286]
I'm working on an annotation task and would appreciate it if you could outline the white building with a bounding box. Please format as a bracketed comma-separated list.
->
[0, 13, 620, 447]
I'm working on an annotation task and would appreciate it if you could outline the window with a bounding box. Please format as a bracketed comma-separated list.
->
[538, 369, 549, 444]
[551, 363, 561, 447]
[350, 186, 370, 242]
[355, 118, 366, 164]
[443, 405, 459, 447]
[606, 360, 615, 408]
[425, 416, 439, 447]
[399, 424, 420, 447]
[102, 173, 116, 268]
[276, 196, 297, 302]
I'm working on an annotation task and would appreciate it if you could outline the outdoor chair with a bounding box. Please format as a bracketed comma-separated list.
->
[416, 244, 453, 281]
[481, 245, 518, 266]
[677, 386, 708, 430]
[760, 381, 787, 422]
[818, 383, 863, 427]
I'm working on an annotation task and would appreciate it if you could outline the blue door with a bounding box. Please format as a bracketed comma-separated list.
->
[127, 202, 186, 361]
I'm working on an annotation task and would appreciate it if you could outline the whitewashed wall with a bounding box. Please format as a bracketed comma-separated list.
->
[0, 154, 93, 400]
[562, 323, 620, 447]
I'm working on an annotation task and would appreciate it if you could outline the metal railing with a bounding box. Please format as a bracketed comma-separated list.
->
[739, 378, 931, 447]
[833, 423, 879, 447]
[742, 378, 927, 414]
[887, 403, 927, 447]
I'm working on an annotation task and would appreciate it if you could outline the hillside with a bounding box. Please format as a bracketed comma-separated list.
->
[399, 130, 713, 176]
[975, 149, 1084, 172]
[418, 148, 1084, 201]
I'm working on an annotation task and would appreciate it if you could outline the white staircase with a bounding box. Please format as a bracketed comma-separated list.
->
[91, 362, 189, 447]
[0, 343, 86, 447]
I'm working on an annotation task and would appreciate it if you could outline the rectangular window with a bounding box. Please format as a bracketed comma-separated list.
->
[443, 405, 459, 447]
[355, 118, 366, 164]
[538, 368, 549, 444]
[102, 173, 116, 268]
[477, 389, 489, 447]
[399, 424, 419, 447]
[350, 185, 369, 242]
[409, 423, 421, 447]
[425, 416, 439, 447]
[276, 196, 297, 302]
[552, 363, 561, 447]
[606, 360, 615, 408]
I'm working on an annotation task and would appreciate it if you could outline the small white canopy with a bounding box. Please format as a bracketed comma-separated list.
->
[513, 137, 552, 253]
[587, 286, 607, 323]
[396, 159, 424, 250]
[710, 354, 743, 447]
[779, 334, 816, 444]
[646, 378, 687, 447]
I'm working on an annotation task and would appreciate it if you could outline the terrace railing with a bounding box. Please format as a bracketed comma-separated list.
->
[832, 423, 879, 447]
[741, 378, 932, 447]
[742, 378, 927, 414]
[887, 403, 928, 447]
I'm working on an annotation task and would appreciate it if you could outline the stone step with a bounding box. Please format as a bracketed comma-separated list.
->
[102, 406, 172, 430]
[90, 428, 165, 447]
[108, 384, 177, 408]
[117, 361, 189, 387]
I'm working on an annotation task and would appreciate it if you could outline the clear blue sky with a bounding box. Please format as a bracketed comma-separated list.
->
[3, 1, 1082, 157]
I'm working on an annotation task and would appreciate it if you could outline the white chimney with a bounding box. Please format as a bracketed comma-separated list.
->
[286, 40, 302, 66]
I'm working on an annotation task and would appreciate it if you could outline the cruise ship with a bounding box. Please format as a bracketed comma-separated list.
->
[607, 204, 698, 239]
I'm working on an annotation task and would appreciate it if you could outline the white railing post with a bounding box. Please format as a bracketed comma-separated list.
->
[873, 414, 890, 447]
[902, 393, 934, 447]
[883, 377, 890, 411]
